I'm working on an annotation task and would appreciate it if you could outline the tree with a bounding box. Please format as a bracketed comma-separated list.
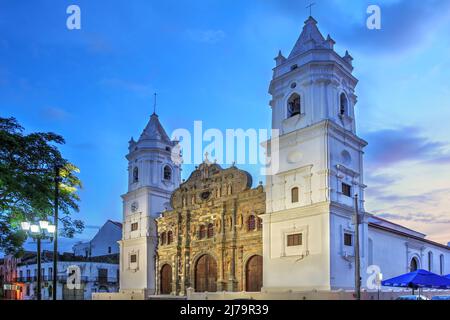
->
[0, 117, 84, 256]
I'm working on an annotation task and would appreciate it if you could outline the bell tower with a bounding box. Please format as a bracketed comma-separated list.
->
[262, 16, 369, 291]
[119, 112, 181, 296]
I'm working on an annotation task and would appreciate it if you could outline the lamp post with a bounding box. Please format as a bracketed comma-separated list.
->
[53, 163, 62, 301]
[376, 272, 383, 300]
[354, 194, 361, 300]
[21, 220, 56, 300]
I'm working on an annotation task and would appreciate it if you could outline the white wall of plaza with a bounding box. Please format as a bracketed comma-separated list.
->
[17, 261, 119, 300]
[73, 220, 122, 258]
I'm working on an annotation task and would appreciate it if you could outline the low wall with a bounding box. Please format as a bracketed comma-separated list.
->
[186, 288, 450, 300]
[93, 288, 450, 300]
[92, 289, 147, 300]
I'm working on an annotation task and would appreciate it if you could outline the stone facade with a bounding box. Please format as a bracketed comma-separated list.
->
[156, 161, 265, 295]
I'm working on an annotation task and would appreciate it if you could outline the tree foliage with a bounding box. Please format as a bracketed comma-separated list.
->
[0, 117, 84, 256]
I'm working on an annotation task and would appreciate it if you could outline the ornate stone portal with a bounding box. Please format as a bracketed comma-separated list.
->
[156, 161, 265, 295]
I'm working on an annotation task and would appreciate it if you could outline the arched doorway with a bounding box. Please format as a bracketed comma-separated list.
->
[410, 257, 419, 272]
[246, 255, 263, 292]
[195, 254, 217, 292]
[160, 264, 172, 295]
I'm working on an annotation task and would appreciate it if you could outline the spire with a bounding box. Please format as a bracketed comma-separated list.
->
[153, 92, 157, 115]
[139, 113, 171, 143]
[343, 50, 354, 66]
[275, 50, 286, 67]
[288, 16, 326, 59]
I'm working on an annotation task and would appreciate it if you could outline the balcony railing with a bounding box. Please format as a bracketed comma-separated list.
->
[14, 275, 118, 284]
[94, 277, 119, 285]
[15, 276, 37, 283]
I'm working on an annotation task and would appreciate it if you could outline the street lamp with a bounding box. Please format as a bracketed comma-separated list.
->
[376, 273, 383, 300]
[21, 219, 55, 300]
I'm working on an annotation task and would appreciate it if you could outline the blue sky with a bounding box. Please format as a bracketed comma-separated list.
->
[1, 0, 450, 251]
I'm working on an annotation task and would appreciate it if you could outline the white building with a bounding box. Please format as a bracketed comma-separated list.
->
[73, 220, 122, 258]
[118, 113, 181, 296]
[17, 220, 122, 300]
[262, 16, 450, 292]
[17, 258, 119, 300]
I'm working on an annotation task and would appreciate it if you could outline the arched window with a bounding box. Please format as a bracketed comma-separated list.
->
[340, 93, 348, 116]
[410, 257, 419, 272]
[133, 167, 139, 183]
[248, 215, 256, 231]
[199, 225, 206, 239]
[440, 254, 445, 275]
[428, 251, 433, 272]
[291, 187, 299, 203]
[207, 223, 214, 238]
[163, 165, 172, 181]
[160, 232, 166, 245]
[167, 231, 173, 245]
[287, 93, 301, 118]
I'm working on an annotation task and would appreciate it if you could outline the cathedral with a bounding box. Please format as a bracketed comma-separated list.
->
[113, 16, 450, 299]
[156, 161, 265, 295]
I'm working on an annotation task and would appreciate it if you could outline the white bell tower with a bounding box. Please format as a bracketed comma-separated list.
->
[262, 16, 369, 291]
[119, 112, 180, 296]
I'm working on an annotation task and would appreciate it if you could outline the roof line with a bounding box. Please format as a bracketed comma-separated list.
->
[369, 222, 450, 251]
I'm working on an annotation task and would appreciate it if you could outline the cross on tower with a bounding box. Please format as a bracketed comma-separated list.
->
[153, 92, 157, 115]
[306, 2, 316, 17]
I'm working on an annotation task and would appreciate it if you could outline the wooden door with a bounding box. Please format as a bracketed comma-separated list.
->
[160, 264, 172, 294]
[195, 255, 217, 292]
[246, 255, 263, 292]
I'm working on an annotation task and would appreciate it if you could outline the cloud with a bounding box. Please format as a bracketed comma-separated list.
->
[365, 173, 401, 186]
[99, 78, 153, 96]
[41, 106, 71, 121]
[270, 0, 450, 55]
[363, 126, 450, 169]
[336, 0, 450, 55]
[186, 29, 226, 44]
[376, 212, 450, 225]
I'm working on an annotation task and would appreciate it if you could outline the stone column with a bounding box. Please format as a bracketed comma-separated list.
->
[217, 205, 227, 291]
[227, 200, 238, 292]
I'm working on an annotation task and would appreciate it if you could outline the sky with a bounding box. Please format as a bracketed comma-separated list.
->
[1, 0, 450, 251]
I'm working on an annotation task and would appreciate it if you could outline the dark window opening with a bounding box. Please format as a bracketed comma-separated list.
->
[164, 165, 172, 181]
[287, 233, 302, 247]
[291, 187, 299, 203]
[342, 183, 352, 197]
[167, 231, 173, 245]
[248, 215, 256, 231]
[340, 93, 348, 116]
[207, 223, 214, 238]
[131, 222, 138, 231]
[344, 233, 353, 246]
[199, 225, 206, 239]
[287, 93, 301, 118]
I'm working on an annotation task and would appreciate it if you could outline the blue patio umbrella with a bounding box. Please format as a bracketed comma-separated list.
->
[382, 269, 450, 290]
[446, 274, 450, 279]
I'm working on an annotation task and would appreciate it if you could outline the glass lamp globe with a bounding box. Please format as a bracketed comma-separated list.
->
[30, 224, 40, 234]
[21, 221, 31, 231]
[47, 224, 56, 234]
[39, 220, 49, 230]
